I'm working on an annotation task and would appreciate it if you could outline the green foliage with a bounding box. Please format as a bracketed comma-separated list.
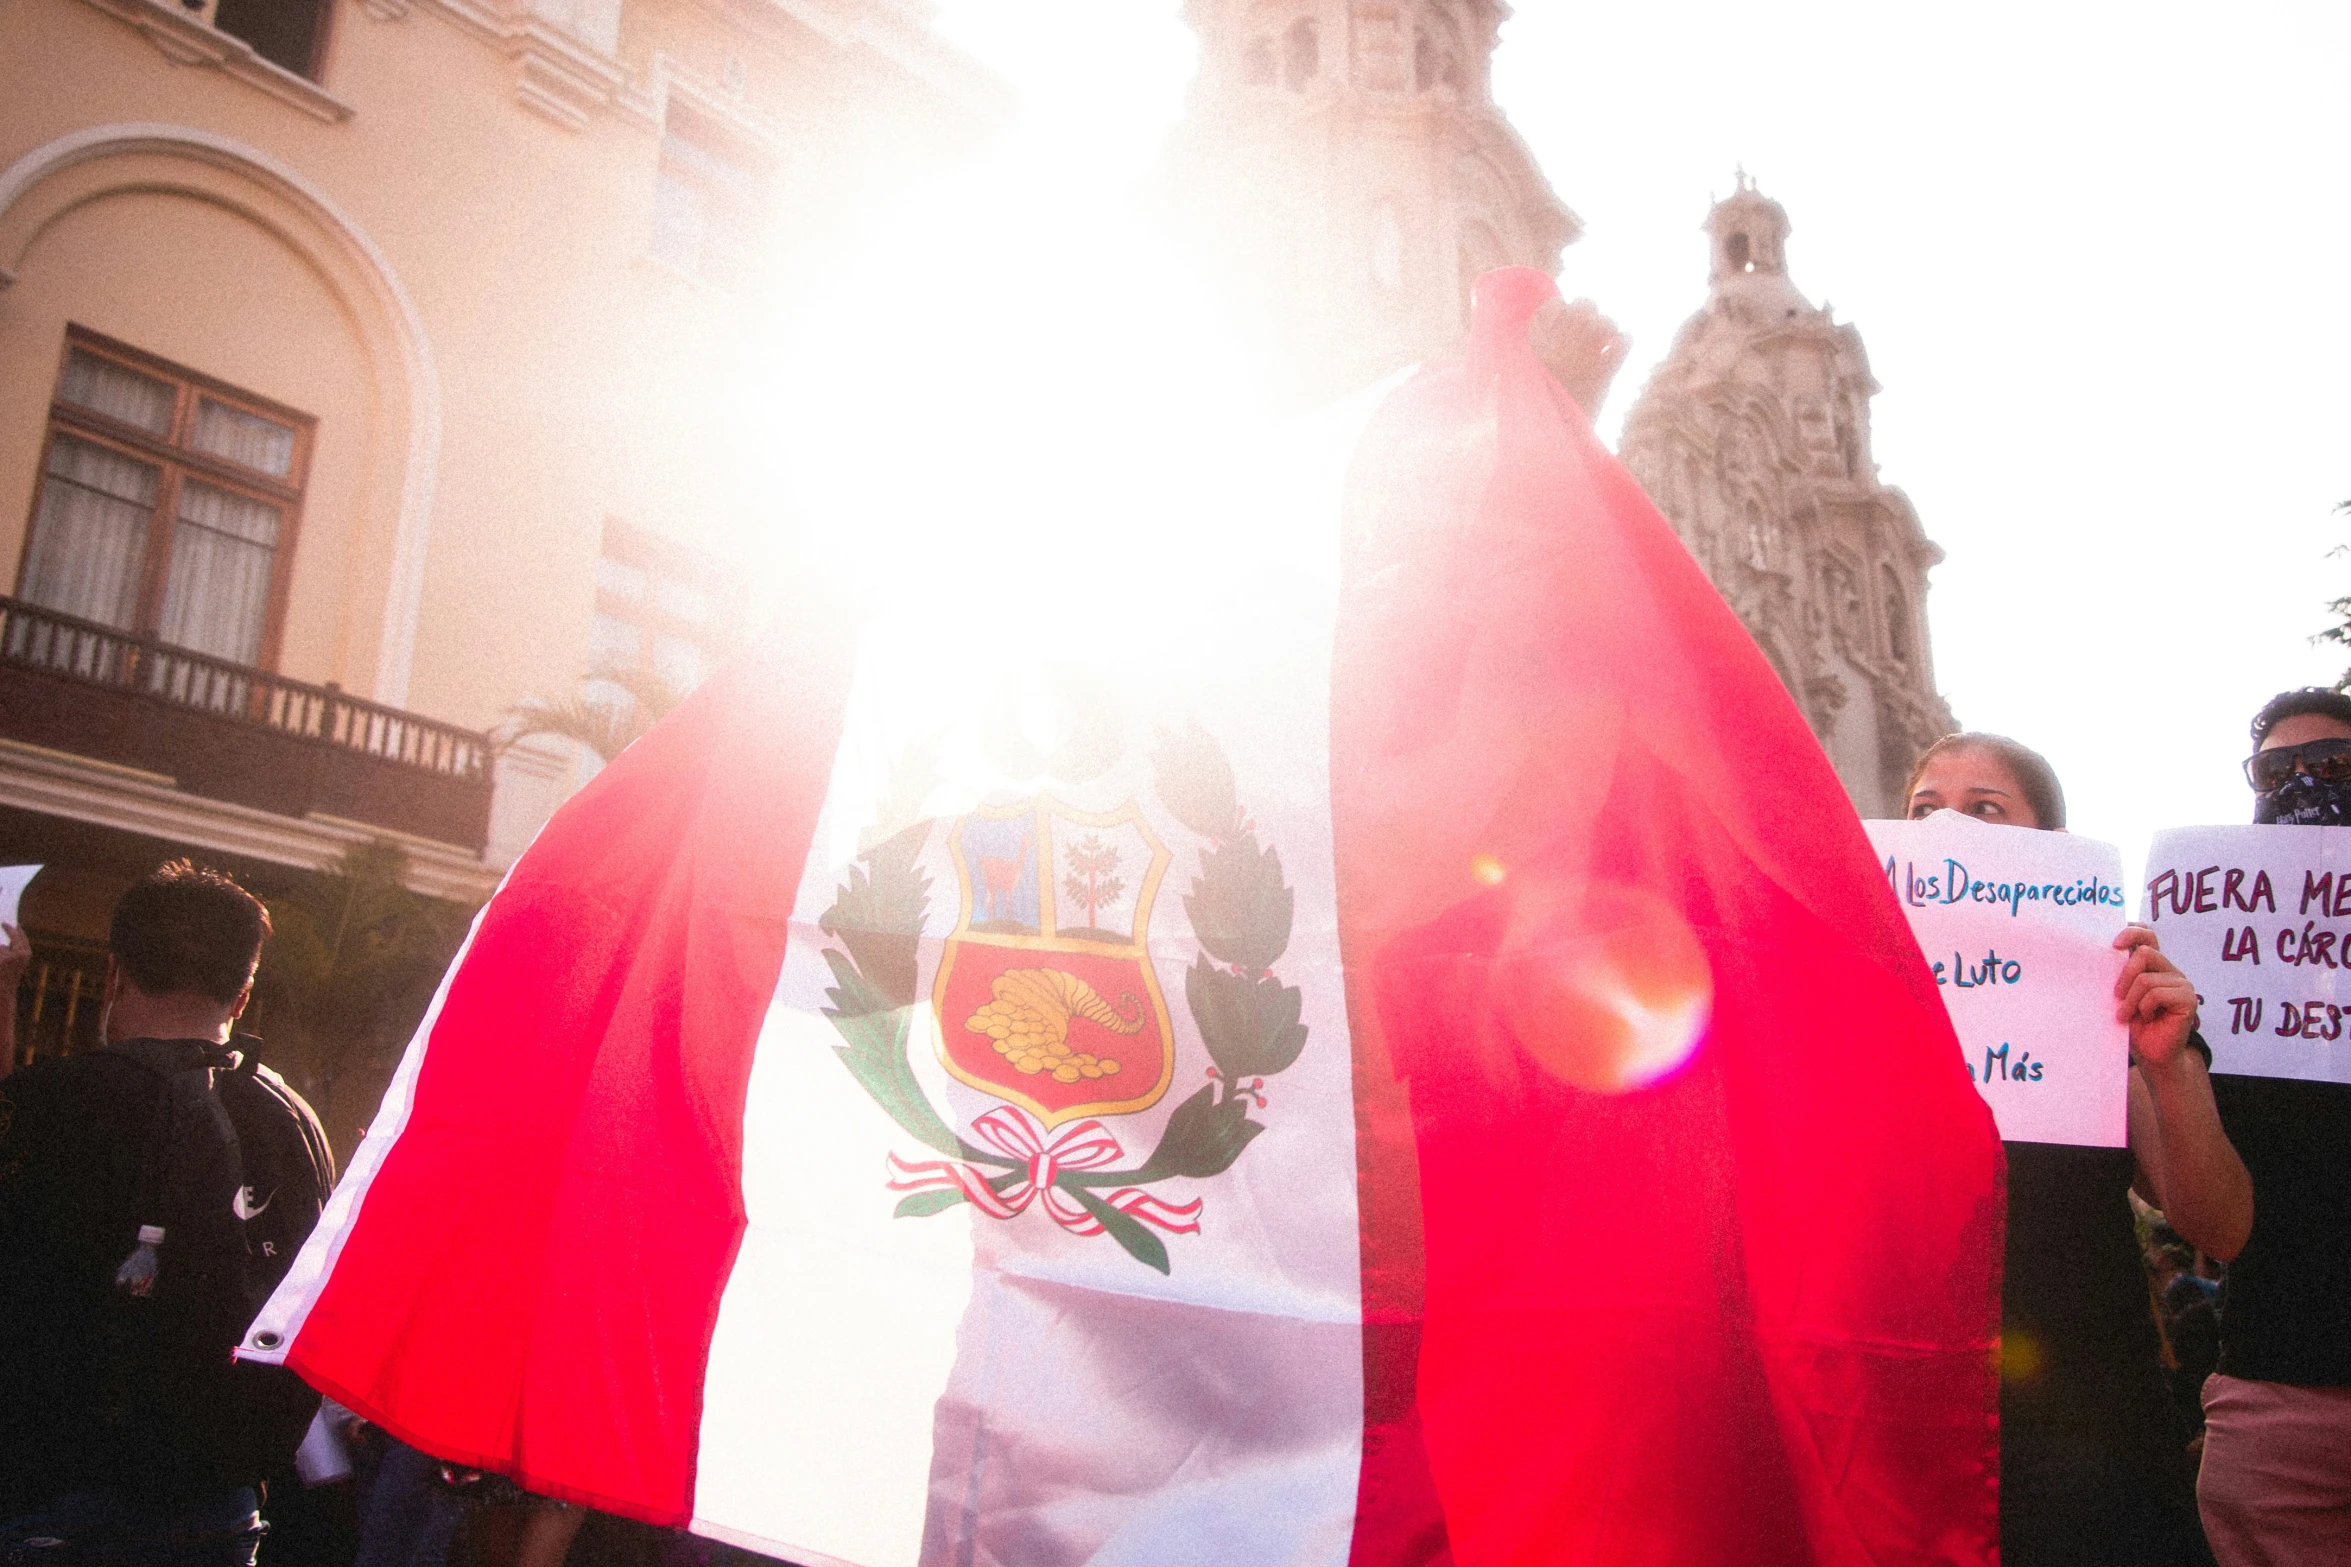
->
[818, 823, 932, 1010]
[817, 824, 1003, 1168]
[253, 840, 476, 1145]
[2322, 506, 2351, 692]
[1184, 956, 1308, 1083]
[499, 664, 688, 764]
[893, 1188, 969, 1219]
[1071, 1084, 1263, 1187]
[1182, 835, 1294, 977]
[1061, 833, 1125, 928]
[819, 948, 979, 1163]
[1150, 719, 1243, 841]
[1065, 1185, 1171, 1274]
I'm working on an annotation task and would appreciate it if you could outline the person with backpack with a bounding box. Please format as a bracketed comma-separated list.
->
[0, 861, 333, 1565]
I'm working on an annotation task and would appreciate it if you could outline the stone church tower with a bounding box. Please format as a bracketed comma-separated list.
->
[1619, 177, 1954, 817]
[1163, 0, 1582, 398]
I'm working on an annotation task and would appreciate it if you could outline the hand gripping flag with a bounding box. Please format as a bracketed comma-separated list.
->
[246, 269, 2001, 1566]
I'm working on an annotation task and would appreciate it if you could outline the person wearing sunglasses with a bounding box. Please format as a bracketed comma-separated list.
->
[2245, 688, 2351, 824]
[2195, 689, 2351, 1566]
[1906, 732, 2242, 1567]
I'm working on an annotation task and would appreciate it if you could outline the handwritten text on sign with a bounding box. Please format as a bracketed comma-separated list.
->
[1863, 812, 2128, 1147]
[2143, 826, 2351, 1082]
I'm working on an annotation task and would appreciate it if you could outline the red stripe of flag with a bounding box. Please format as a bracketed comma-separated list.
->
[1332, 268, 2001, 1566]
[284, 616, 854, 1524]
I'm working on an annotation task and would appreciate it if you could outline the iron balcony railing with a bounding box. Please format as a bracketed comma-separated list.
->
[0, 594, 493, 848]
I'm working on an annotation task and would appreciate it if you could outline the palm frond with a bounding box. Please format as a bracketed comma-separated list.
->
[497, 663, 690, 763]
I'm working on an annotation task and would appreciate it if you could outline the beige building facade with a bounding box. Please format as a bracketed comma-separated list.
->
[1619, 177, 1954, 817]
[1163, 0, 1580, 399]
[0, 0, 997, 1065]
[1, 1, 1955, 1073]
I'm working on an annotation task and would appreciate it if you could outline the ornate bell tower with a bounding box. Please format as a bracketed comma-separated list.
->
[1163, 1, 1581, 398]
[1619, 175, 1954, 816]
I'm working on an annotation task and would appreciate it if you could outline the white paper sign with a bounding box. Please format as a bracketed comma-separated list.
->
[0, 865, 38, 927]
[1863, 813, 2130, 1146]
[2142, 826, 2351, 1082]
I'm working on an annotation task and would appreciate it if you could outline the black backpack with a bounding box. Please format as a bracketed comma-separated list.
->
[211, 1045, 336, 1301]
[103, 1038, 335, 1488]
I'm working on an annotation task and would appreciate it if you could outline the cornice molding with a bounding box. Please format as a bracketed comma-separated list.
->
[70, 0, 357, 123]
[371, 0, 624, 131]
[359, 0, 999, 136]
[0, 739, 500, 902]
[509, 17, 627, 131]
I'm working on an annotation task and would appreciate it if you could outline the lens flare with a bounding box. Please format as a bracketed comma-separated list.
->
[1496, 882, 1713, 1094]
[1469, 854, 1507, 887]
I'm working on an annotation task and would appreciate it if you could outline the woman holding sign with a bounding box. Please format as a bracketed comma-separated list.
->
[1907, 733, 2250, 1567]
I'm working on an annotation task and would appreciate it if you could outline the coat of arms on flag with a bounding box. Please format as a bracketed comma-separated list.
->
[812, 723, 1312, 1274]
[241, 271, 2003, 1567]
[934, 798, 1175, 1123]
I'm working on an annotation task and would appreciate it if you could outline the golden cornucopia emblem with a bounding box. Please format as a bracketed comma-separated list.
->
[966, 967, 1142, 1083]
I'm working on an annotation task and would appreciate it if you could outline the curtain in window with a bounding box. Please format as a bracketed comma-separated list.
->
[20, 434, 157, 630]
[158, 478, 279, 664]
[59, 350, 174, 435]
[192, 397, 296, 478]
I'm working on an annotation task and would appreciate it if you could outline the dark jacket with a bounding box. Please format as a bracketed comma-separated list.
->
[0, 1037, 332, 1512]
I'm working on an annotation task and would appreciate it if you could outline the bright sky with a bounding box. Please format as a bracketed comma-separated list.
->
[891, 2, 2351, 893]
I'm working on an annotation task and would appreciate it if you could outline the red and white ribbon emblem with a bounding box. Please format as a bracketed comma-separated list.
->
[887, 1107, 1202, 1236]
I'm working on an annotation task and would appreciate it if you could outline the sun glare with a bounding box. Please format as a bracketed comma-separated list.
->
[710, 2, 1337, 668]
[1497, 882, 1715, 1094]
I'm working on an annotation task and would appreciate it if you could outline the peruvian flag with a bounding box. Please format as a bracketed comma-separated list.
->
[245, 270, 2001, 1566]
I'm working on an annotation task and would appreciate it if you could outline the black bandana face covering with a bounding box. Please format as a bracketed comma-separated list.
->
[2255, 772, 2351, 825]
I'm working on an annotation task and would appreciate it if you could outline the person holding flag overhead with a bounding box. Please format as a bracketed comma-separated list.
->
[238, 271, 2006, 1566]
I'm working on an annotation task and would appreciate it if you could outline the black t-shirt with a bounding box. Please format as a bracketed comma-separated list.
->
[1998, 1141, 2196, 1563]
[2000, 1142, 2177, 1429]
[2210, 1072, 2351, 1387]
[0, 1038, 329, 1512]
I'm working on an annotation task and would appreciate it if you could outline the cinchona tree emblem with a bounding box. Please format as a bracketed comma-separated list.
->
[814, 722, 1309, 1273]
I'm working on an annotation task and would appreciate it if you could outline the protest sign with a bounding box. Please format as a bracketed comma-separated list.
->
[0, 865, 36, 927]
[2142, 826, 2351, 1083]
[1863, 813, 2129, 1146]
